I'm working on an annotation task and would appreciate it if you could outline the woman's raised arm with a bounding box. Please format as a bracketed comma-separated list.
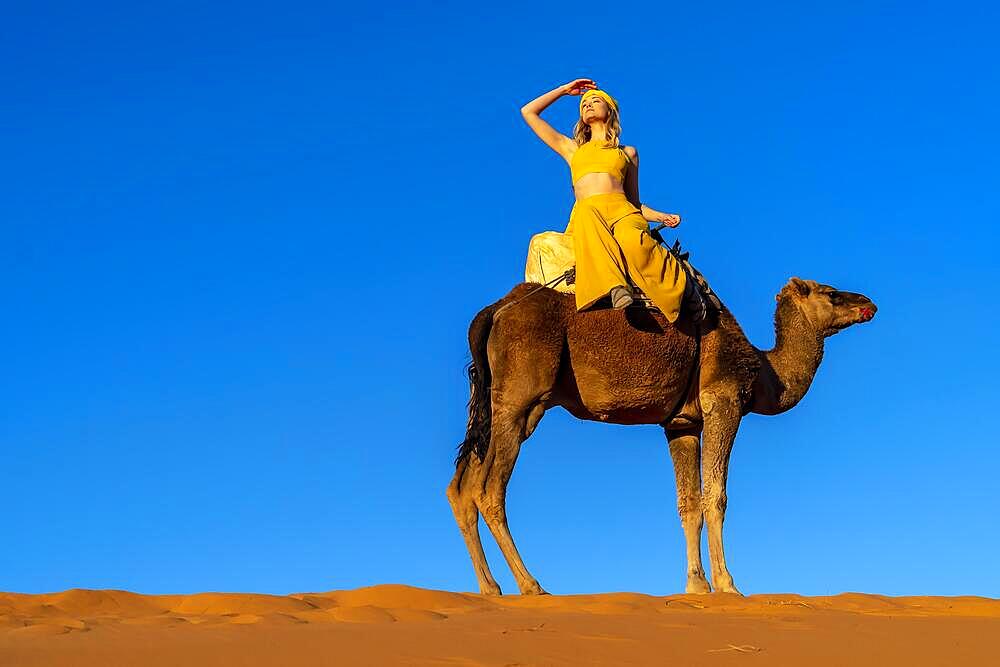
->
[520, 79, 595, 160]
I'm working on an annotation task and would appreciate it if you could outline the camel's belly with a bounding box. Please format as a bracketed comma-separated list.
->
[563, 362, 686, 422]
[558, 311, 698, 424]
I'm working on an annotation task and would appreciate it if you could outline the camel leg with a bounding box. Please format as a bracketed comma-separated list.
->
[700, 391, 742, 595]
[477, 401, 548, 595]
[666, 426, 711, 593]
[446, 457, 502, 595]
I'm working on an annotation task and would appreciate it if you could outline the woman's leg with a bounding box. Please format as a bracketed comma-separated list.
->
[611, 213, 687, 323]
[570, 203, 631, 311]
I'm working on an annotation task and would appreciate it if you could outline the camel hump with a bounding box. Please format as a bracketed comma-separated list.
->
[494, 282, 576, 320]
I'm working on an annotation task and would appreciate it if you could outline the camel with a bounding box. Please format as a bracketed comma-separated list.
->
[446, 277, 877, 596]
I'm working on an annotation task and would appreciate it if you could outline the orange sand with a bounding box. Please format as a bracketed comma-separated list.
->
[1, 585, 997, 665]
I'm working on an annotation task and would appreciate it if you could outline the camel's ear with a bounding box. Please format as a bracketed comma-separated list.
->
[789, 277, 811, 297]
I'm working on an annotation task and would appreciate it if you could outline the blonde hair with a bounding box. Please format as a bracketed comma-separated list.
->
[572, 100, 622, 147]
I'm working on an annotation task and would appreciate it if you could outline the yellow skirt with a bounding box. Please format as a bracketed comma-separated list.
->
[565, 192, 687, 323]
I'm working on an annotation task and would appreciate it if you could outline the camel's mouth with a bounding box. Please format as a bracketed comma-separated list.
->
[855, 305, 877, 323]
[832, 303, 876, 332]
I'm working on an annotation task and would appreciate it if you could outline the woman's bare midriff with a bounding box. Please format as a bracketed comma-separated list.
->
[572, 172, 627, 202]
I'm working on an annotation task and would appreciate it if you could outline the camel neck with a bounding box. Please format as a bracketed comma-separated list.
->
[753, 298, 825, 415]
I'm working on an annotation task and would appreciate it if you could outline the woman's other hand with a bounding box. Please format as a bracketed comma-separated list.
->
[562, 78, 597, 96]
[648, 209, 682, 228]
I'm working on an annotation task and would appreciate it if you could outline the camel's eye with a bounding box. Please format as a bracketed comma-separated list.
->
[827, 291, 843, 304]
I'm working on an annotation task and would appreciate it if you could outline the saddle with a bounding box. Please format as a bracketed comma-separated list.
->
[524, 230, 722, 323]
[652, 236, 723, 323]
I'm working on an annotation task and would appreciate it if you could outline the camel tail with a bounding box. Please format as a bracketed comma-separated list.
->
[455, 303, 497, 467]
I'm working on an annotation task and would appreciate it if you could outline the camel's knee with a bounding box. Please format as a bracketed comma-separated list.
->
[481, 505, 503, 526]
[447, 474, 482, 531]
[450, 499, 478, 532]
[478, 490, 507, 526]
[702, 491, 727, 521]
[677, 495, 704, 524]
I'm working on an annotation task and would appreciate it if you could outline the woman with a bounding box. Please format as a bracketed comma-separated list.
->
[520, 78, 687, 322]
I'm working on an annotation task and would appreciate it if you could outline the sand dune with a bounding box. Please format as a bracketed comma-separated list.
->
[1, 585, 997, 665]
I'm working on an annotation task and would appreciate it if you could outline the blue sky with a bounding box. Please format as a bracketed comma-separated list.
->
[2, 0, 998, 597]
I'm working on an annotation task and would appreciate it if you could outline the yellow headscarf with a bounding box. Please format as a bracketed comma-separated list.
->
[580, 88, 619, 116]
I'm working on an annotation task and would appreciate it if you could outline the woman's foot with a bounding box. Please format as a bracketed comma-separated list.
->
[610, 285, 634, 309]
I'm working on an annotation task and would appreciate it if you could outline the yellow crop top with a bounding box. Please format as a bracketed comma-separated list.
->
[570, 141, 632, 187]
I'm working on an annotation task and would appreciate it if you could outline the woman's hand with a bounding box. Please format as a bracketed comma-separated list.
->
[646, 208, 682, 228]
[561, 78, 597, 96]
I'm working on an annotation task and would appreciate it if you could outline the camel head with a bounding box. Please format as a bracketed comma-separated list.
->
[776, 277, 877, 337]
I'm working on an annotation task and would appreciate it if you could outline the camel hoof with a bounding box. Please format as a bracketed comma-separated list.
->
[713, 580, 743, 596]
[709, 571, 743, 595]
[520, 581, 548, 596]
[685, 577, 712, 594]
[479, 583, 503, 596]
